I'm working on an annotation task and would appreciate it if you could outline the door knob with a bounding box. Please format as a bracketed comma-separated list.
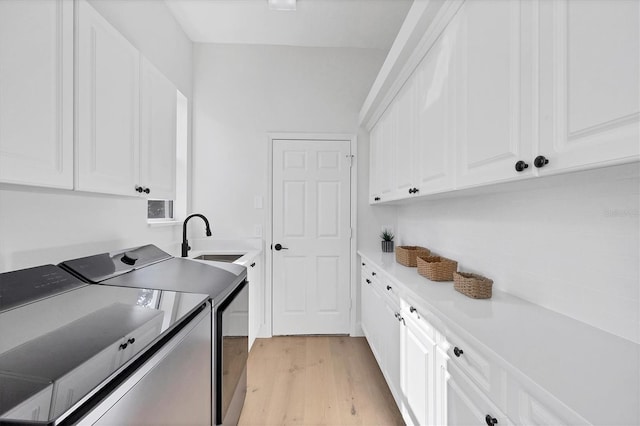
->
[514, 161, 529, 172]
[274, 243, 288, 251]
[534, 155, 549, 168]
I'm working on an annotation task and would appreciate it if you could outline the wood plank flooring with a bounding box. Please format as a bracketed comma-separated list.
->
[238, 336, 404, 426]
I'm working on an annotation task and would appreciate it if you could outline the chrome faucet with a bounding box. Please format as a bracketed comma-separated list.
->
[182, 214, 212, 257]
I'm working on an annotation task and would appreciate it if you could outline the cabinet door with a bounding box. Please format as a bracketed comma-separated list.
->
[247, 258, 262, 350]
[76, 0, 140, 196]
[447, 362, 513, 426]
[368, 124, 382, 203]
[401, 315, 436, 426]
[1, 384, 53, 421]
[381, 300, 402, 404]
[51, 340, 122, 418]
[393, 80, 417, 198]
[117, 314, 163, 368]
[454, 0, 533, 188]
[415, 28, 455, 195]
[377, 110, 396, 201]
[0, 0, 73, 189]
[140, 57, 177, 200]
[537, 0, 639, 173]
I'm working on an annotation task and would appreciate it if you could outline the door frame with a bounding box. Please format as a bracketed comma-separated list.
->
[265, 133, 358, 337]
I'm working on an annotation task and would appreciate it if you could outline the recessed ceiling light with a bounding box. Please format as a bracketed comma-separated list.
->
[268, 0, 296, 11]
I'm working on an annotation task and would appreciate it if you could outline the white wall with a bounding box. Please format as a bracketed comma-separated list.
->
[0, 1, 193, 272]
[191, 43, 387, 239]
[393, 163, 640, 343]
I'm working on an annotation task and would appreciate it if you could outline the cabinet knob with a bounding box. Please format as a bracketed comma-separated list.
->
[135, 185, 143, 193]
[128, 338, 135, 344]
[514, 161, 529, 172]
[374, 197, 381, 201]
[362, 262, 366, 266]
[534, 155, 549, 168]
[413, 187, 419, 194]
[485, 415, 498, 425]
[250, 262, 256, 268]
[119, 343, 128, 350]
[386, 285, 392, 291]
[143, 187, 150, 194]
[366, 279, 371, 284]
[409, 306, 417, 314]
[453, 346, 464, 357]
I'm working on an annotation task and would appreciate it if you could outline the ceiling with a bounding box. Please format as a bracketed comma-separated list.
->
[164, 0, 413, 50]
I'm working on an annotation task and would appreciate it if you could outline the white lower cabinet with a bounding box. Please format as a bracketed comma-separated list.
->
[359, 258, 588, 426]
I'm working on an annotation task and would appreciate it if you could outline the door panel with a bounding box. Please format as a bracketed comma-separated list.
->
[272, 139, 351, 335]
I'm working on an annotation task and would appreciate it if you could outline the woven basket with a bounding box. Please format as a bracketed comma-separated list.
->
[453, 272, 493, 299]
[417, 256, 458, 281]
[395, 246, 430, 267]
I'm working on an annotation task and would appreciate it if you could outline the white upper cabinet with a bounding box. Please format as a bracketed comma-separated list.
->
[0, 0, 73, 189]
[414, 29, 455, 195]
[393, 79, 417, 198]
[453, 0, 533, 188]
[369, 108, 396, 203]
[537, 0, 639, 174]
[76, 0, 140, 196]
[140, 58, 177, 200]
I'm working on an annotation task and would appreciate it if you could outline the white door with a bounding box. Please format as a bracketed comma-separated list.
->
[272, 139, 352, 335]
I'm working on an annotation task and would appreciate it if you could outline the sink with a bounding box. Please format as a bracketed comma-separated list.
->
[193, 254, 245, 262]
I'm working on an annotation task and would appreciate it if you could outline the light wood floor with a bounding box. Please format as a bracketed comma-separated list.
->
[238, 336, 404, 426]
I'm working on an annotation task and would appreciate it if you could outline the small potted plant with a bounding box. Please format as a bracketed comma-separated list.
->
[380, 229, 395, 253]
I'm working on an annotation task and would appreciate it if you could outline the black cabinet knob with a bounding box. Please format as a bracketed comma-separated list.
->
[250, 262, 256, 268]
[371, 272, 376, 276]
[362, 262, 366, 266]
[453, 347, 464, 357]
[534, 155, 549, 168]
[409, 306, 417, 314]
[119, 343, 128, 350]
[386, 285, 392, 291]
[374, 197, 381, 201]
[485, 415, 498, 425]
[274, 243, 288, 251]
[143, 187, 150, 194]
[135, 185, 143, 193]
[128, 337, 135, 344]
[365, 279, 371, 284]
[413, 187, 419, 194]
[515, 161, 529, 172]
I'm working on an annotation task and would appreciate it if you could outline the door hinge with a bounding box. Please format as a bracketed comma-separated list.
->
[346, 154, 354, 167]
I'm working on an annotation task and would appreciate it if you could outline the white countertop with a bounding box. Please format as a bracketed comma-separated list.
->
[358, 250, 639, 426]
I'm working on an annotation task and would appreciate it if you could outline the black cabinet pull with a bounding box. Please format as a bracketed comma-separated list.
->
[485, 415, 498, 425]
[386, 285, 392, 291]
[409, 306, 417, 314]
[128, 337, 135, 344]
[365, 279, 371, 284]
[453, 347, 464, 357]
[119, 343, 128, 350]
[362, 262, 366, 266]
[143, 187, 150, 194]
[515, 161, 529, 172]
[371, 272, 376, 276]
[135, 185, 143, 193]
[374, 197, 381, 201]
[250, 262, 256, 268]
[534, 155, 549, 168]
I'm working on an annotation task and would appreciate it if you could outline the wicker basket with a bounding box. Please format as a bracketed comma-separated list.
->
[395, 246, 430, 267]
[417, 256, 458, 281]
[453, 272, 493, 299]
